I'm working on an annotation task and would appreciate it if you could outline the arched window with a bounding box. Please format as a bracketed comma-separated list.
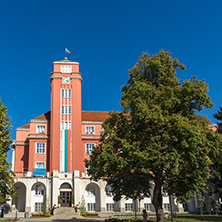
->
[86, 185, 95, 196]
[60, 183, 71, 189]
[35, 184, 44, 195]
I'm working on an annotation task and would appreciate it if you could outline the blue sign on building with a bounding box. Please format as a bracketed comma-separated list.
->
[33, 168, 46, 176]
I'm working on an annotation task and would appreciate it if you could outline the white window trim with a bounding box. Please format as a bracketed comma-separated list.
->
[61, 65, 72, 73]
[85, 126, 95, 135]
[35, 162, 45, 168]
[36, 125, 46, 134]
[85, 143, 95, 154]
[35, 142, 46, 154]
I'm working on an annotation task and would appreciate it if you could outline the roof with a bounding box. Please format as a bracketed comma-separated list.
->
[82, 111, 110, 122]
[53, 57, 79, 65]
[17, 111, 111, 130]
[32, 111, 50, 121]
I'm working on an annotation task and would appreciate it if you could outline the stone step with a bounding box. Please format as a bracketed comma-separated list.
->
[4, 211, 26, 218]
[51, 207, 82, 219]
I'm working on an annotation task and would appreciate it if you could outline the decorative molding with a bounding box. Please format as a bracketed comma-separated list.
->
[16, 128, 30, 131]
[30, 120, 49, 123]
[53, 61, 79, 65]
[82, 121, 103, 124]
[70, 77, 82, 81]
[28, 136, 49, 140]
[82, 137, 100, 141]
[50, 76, 82, 81]
[50, 76, 62, 80]
[14, 143, 29, 146]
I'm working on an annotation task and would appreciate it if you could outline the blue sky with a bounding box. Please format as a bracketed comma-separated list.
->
[1, 0, 222, 162]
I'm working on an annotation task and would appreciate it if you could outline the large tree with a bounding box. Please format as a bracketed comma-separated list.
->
[0, 100, 15, 203]
[210, 107, 222, 199]
[85, 50, 220, 222]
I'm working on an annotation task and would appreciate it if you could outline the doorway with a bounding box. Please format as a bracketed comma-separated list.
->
[60, 191, 72, 207]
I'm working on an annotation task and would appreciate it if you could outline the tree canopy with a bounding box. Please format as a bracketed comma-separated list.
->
[210, 107, 222, 199]
[85, 50, 221, 222]
[0, 99, 15, 203]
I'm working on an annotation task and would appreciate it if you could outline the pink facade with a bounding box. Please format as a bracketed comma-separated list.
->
[12, 58, 110, 177]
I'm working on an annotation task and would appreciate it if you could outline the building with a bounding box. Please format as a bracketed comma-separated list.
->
[11, 57, 181, 213]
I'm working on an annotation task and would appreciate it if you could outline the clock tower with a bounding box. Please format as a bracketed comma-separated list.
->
[50, 57, 84, 174]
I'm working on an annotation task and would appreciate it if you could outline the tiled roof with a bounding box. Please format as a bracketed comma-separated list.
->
[32, 111, 50, 121]
[19, 123, 30, 129]
[82, 111, 110, 122]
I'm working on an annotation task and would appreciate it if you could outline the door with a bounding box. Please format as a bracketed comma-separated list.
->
[60, 191, 72, 207]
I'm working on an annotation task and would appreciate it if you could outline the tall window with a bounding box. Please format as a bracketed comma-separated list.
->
[86, 144, 95, 154]
[36, 143, 45, 154]
[144, 203, 152, 211]
[106, 203, 114, 212]
[35, 203, 43, 212]
[87, 203, 95, 212]
[61, 105, 71, 114]
[164, 203, 170, 211]
[86, 126, 95, 134]
[35, 184, 44, 195]
[125, 203, 133, 211]
[61, 89, 71, 98]
[36, 162, 45, 168]
[37, 125, 46, 134]
[61, 66, 72, 73]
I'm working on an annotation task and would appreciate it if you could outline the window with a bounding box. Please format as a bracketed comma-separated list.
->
[36, 143, 45, 154]
[125, 203, 133, 211]
[61, 121, 71, 130]
[87, 203, 95, 212]
[36, 162, 45, 168]
[106, 203, 114, 211]
[144, 203, 152, 211]
[37, 125, 46, 134]
[35, 184, 44, 195]
[86, 185, 95, 196]
[86, 144, 95, 154]
[61, 89, 71, 98]
[105, 185, 113, 196]
[164, 203, 170, 211]
[35, 202, 43, 212]
[61, 105, 71, 114]
[61, 66, 72, 73]
[86, 126, 95, 134]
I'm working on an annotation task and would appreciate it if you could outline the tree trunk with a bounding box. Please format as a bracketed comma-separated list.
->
[152, 175, 164, 222]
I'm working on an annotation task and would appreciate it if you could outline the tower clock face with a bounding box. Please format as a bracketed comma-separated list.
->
[63, 77, 70, 84]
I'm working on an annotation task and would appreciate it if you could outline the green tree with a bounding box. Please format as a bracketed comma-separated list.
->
[0, 99, 15, 203]
[85, 50, 220, 222]
[210, 107, 222, 199]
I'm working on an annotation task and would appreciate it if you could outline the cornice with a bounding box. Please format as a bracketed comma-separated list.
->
[28, 136, 49, 140]
[30, 120, 49, 123]
[13, 143, 29, 146]
[16, 128, 30, 131]
[82, 137, 100, 141]
[82, 121, 103, 125]
[50, 76, 82, 81]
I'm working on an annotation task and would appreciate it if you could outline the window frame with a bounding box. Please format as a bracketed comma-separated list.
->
[85, 143, 95, 154]
[36, 125, 46, 134]
[35, 162, 45, 168]
[85, 126, 95, 135]
[36, 142, 46, 154]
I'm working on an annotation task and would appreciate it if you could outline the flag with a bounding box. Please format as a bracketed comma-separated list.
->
[65, 48, 71, 55]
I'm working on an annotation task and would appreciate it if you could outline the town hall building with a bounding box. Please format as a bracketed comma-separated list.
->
[10, 57, 185, 214]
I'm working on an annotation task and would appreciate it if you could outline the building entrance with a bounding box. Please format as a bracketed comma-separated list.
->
[60, 191, 72, 207]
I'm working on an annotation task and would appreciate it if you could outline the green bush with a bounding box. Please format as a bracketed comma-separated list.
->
[80, 212, 98, 216]
[32, 213, 51, 217]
